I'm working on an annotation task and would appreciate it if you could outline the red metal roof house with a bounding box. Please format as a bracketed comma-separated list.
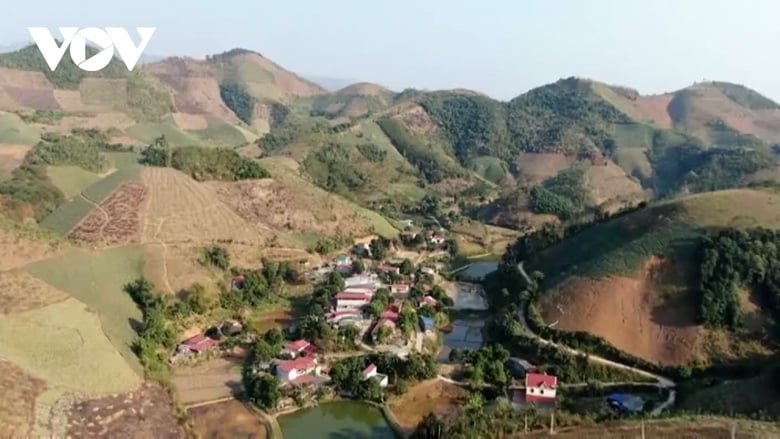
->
[525, 373, 557, 403]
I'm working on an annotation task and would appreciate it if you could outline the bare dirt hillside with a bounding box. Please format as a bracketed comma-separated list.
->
[539, 256, 770, 365]
[144, 57, 237, 120]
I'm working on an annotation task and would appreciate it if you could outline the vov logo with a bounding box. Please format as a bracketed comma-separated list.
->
[27, 27, 156, 72]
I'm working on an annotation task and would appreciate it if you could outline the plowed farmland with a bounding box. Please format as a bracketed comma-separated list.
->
[69, 182, 149, 246]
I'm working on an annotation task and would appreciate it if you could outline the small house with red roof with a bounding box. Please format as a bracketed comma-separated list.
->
[372, 318, 397, 339]
[281, 339, 312, 358]
[420, 295, 438, 308]
[276, 356, 319, 382]
[362, 363, 388, 387]
[525, 373, 557, 403]
[335, 292, 372, 310]
[177, 333, 219, 354]
[380, 304, 400, 322]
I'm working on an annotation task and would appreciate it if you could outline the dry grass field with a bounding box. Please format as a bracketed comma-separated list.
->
[585, 160, 646, 205]
[0, 144, 31, 175]
[0, 220, 62, 271]
[0, 270, 68, 315]
[514, 152, 574, 184]
[0, 360, 48, 438]
[142, 167, 274, 246]
[0, 298, 141, 395]
[172, 358, 242, 406]
[388, 379, 468, 432]
[66, 383, 183, 438]
[189, 400, 268, 439]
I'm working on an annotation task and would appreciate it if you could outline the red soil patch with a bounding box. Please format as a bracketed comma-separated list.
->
[69, 182, 148, 246]
[3, 86, 60, 109]
[633, 94, 674, 128]
[66, 383, 183, 438]
[147, 58, 235, 119]
[189, 400, 268, 439]
[539, 256, 705, 365]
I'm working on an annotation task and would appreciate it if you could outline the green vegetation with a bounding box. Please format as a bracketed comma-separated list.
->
[202, 245, 231, 270]
[508, 78, 631, 153]
[528, 165, 589, 219]
[377, 117, 465, 183]
[712, 82, 780, 110]
[193, 117, 248, 147]
[356, 142, 388, 163]
[0, 44, 126, 89]
[25, 246, 147, 374]
[310, 94, 389, 118]
[330, 352, 438, 399]
[529, 186, 578, 219]
[125, 73, 175, 121]
[46, 166, 101, 199]
[27, 132, 110, 172]
[220, 83, 256, 124]
[18, 109, 65, 124]
[0, 113, 40, 145]
[141, 139, 269, 181]
[303, 142, 369, 196]
[697, 228, 780, 329]
[126, 122, 203, 147]
[419, 92, 511, 162]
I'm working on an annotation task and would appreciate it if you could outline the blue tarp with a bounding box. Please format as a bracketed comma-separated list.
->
[607, 393, 645, 413]
[420, 316, 435, 331]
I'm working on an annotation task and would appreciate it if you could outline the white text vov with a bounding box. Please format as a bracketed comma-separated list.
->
[27, 27, 156, 72]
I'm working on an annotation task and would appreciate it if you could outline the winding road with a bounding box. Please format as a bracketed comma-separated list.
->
[515, 262, 677, 416]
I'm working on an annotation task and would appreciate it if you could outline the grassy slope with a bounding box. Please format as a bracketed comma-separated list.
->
[25, 245, 146, 374]
[0, 297, 141, 393]
[39, 152, 143, 235]
[46, 166, 101, 199]
[531, 189, 780, 285]
[126, 121, 205, 147]
[0, 113, 40, 145]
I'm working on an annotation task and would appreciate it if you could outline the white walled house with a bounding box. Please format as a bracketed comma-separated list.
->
[525, 373, 557, 403]
[276, 356, 318, 382]
[335, 292, 372, 310]
[362, 363, 389, 387]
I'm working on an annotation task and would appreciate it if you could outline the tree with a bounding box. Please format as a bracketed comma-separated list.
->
[185, 283, 210, 314]
[411, 413, 446, 439]
[357, 377, 384, 402]
[203, 245, 230, 270]
[244, 374, 280, 409]
[352, 258, 365, 274]
[376, 325, 392, 344]
[370, 238, 388, 261]
[400, 258, 415, 275]
[263, 328, 284, 349]
[251, 339, 276, 363]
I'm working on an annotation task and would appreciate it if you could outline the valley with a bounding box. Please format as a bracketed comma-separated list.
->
[0, 38, 779, 439]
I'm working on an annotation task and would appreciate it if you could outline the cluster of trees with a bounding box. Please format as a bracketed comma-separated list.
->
[376, 117, 466, 183]
[202, 245, 231, 270]
[355, 142, 387, 163]
[222, 260, 303, 310]
[219, 83, 255, 124]
[697, 228, 780, 329]
[419, 92, 512, 163]
[296, 272, 359, 350]
[303, 142, 370, 196]
[0, 129, 121, 219]
[330, 352, 438, 399]
[507, 77, 631, 154]
[0, 43, 127, 88]
[528, 166, 588, 220]
[141, 137, 269, 181]
[449, 344, 511, 388]
[269, 103, 290, 130]
[123, 278, 179, 379]
[311, 235, 351, 255]
[18, 109, 65, 124]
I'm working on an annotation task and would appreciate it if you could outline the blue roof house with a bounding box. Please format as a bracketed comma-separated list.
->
[419, 316, 435, 332]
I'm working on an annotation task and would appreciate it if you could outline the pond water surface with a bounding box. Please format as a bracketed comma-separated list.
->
[278, 401, 396, 439]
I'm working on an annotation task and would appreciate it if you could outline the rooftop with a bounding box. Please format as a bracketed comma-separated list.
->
[277, 356, 316, 373]
[284, 339, 310, 351]
[335, 292, 372, 301]
[526, 373, 557, 388]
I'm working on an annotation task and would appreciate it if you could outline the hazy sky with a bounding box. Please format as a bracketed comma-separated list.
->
[3, 0, 780, 101]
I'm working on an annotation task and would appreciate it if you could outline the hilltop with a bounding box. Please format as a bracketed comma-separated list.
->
[0, 44, 778, 230]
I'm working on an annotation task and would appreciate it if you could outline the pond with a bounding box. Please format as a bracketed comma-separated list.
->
[278, 401, 397, 439]
[459, 261, 498, 280]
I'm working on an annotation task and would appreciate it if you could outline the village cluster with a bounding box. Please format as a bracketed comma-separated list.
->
[167, 225, 650, 417]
